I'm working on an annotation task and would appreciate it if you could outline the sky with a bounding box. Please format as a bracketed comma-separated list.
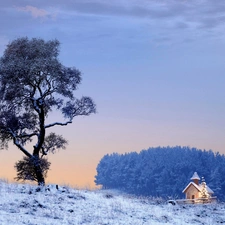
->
[0, 0, 225, 187]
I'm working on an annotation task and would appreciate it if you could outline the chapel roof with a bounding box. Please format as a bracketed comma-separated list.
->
[190, 172, 200, 180]
[182, 181, 201, 193]
[182, 172, 214, 194]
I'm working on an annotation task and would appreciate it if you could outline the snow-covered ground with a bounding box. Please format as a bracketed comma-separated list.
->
[0, 179, 224, 225]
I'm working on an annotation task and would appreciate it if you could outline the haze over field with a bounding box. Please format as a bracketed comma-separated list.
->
[0, 0, 225, 187]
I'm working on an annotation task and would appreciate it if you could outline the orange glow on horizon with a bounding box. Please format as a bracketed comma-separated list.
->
[0, 118, 224, 188]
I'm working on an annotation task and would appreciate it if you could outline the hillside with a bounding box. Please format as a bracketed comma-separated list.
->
[0, 180, 224, 224]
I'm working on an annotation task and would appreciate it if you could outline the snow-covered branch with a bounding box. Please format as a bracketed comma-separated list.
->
[17, 132, 38, 139]
[62, 97, 96, 119]
[45, 121, 72, 129]
[9, 129, 32, 158]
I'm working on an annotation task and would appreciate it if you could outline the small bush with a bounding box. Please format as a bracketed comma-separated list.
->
[14, 156, 51, 182]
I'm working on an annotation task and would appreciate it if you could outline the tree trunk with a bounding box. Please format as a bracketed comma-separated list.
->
[33, 154, 45, 186]
[33, 105, 46, 186]
[35, 165, 45, 186]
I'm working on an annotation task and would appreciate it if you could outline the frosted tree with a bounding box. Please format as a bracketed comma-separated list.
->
[201, 177, 209, 199]
[0, 37, 96, 185]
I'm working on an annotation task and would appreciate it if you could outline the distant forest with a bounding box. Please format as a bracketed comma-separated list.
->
[95, 146, 225, 200]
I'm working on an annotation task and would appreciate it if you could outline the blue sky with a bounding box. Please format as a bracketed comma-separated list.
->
[0, 0, 225, 186]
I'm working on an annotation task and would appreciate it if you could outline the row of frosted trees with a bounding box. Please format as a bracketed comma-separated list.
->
[95, 146, 225, 200]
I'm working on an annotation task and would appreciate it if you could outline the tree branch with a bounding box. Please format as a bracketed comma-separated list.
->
[45, 120, 72, 129]
[13, 139, 32, 158]
[9, 129, 32, 158]
[17, 132, 38, 139]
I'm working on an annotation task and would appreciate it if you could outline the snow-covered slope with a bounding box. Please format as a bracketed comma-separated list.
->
[0, 180, 224, 225]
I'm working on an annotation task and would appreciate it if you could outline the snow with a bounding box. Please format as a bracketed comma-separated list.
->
[0, 180, 225, 225]
[199, 183, 214, 194]
[182, 181, 202, 193]
[190, 172, 200, 181]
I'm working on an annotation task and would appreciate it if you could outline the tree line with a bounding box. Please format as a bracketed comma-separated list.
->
[95, 146, 225, 200]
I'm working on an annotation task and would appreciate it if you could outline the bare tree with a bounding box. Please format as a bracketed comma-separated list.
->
[0, 37, 96, 185]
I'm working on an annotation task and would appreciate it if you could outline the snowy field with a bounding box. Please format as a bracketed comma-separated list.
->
[0, 180, 224, 225]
